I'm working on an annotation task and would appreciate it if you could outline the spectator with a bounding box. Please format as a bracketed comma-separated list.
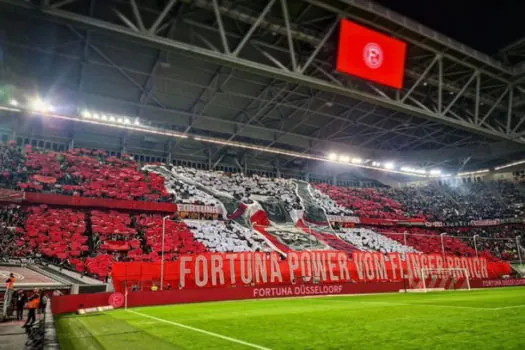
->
[39, 292, 48, 314]
[3, 273, 16, 318]
[23, 289, 40, 328]
[15, 289, 26, 321]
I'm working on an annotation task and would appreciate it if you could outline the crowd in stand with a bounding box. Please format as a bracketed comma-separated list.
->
[315, 181, 525, 225]
[380, 182, 525, 223]
[338, 228, 418, 254]
[136, 214, 207, 261]
[185, 219, 271, 252]
[378, 227, 500, 261]
[309, 185, 352, 216]
[264, 226, 329, 251]
[172, 166, 303, 211]
[0, 141, 26, 189]
[0, 142, 524, 277]
[315, 184, 410, 219]
[445, 225, 525, 261]
[296, 222, 357, 254]
[17, 147, 173, 202]
[0, 205, 27, 258]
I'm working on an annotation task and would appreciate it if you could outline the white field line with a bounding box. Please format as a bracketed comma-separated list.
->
[357, 301, 525, 311]
[126, 309, 271, 350]
[490, 305, 525, 310]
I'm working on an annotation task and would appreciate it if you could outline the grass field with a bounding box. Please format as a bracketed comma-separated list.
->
[55, 287, 525, 349]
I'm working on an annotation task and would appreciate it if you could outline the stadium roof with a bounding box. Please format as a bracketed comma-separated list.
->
[2, 0, 525, 177]
[375, 1, 525, 56]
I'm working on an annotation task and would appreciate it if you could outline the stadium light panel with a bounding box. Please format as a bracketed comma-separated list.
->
[81, 110, 92, 119]
[339, 155, 350, 162]
[0, 100, 436, 178]
[8, 99, 18, 107]
[384, 162, 395, 170]
[30, 98, 53, 113]
[117, 117, 123, 123]
[109, 116, 116, 122]
[430, 169, 441, 175]
[495, 159, 525, 170]
[457, 169, 490, 176]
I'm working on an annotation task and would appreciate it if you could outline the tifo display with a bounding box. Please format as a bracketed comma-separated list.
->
[0, 142, 522, 287]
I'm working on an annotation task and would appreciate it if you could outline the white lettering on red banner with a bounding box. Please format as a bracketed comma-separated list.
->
[253, 284, 345, 298]
[170, 251, 491, 288]
[482, 279, 525, 287]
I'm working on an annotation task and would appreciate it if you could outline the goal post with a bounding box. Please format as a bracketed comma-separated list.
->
[420, 268, 471, 292]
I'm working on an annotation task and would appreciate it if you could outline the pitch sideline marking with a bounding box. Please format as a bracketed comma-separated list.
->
[490, 305, 525, 310]
[126, 309, 272, 350]
[358, 301, 525, 311]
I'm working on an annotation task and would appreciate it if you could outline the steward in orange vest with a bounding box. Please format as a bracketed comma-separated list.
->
[5, 273, 15, 290]
[23, 289, 40, 328]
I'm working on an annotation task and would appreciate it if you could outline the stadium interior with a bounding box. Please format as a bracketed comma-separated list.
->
[0, 0, 524, 349]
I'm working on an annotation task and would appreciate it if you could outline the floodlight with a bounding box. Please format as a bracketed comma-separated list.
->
[8, 99, 18, 107]
[384, 162, 395, 170]
[81, 110, 92, 119]
[109, 116, 116, 122]
[328, 153, 338, 161]
[30, 98, 53, 112]
[351, 158, 362, 164]
[339, 155, 350, 162]
[430, 169, 441, 175]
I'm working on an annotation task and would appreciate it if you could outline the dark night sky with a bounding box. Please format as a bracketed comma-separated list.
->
[374, 1, 525, 55]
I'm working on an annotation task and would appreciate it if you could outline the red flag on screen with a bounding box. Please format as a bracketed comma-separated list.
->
[336, 19, 407, 89]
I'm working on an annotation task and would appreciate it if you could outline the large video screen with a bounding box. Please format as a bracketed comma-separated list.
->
[336, 19, 407, 89]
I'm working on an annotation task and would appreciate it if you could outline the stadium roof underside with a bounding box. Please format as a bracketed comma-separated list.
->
[2, 0, 525, 173]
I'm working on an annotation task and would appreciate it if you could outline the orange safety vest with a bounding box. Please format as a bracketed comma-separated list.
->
[27, 294, 40, 309]
[6, 277, 15, 289]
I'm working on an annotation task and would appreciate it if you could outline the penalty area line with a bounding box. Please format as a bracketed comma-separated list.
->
[126, 309, 271, 350]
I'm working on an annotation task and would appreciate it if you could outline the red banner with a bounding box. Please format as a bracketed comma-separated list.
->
[111, 251, 511, 292]
[33, 175, 57, 184]
[51, 281, 404, 314]
[24, 192, 178, 212]
[479, 278, 525, 288]
[336, 19, 407, 89]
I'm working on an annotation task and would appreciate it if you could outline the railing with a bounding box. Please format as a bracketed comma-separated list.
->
[24, 302, 60, 349]
[43, 302, 59, 350]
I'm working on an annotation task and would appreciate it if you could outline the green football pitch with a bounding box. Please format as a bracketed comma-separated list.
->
[55, 287, 525, 350]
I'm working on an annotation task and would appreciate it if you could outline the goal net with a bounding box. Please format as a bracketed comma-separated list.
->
[407, 268, 471, 292]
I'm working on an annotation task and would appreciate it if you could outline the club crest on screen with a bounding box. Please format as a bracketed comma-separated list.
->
[363, 42, 383, 69]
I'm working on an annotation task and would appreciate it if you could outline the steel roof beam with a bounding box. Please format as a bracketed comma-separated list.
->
[178, 13, 515, 117]
[1, 0, 522, 144]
